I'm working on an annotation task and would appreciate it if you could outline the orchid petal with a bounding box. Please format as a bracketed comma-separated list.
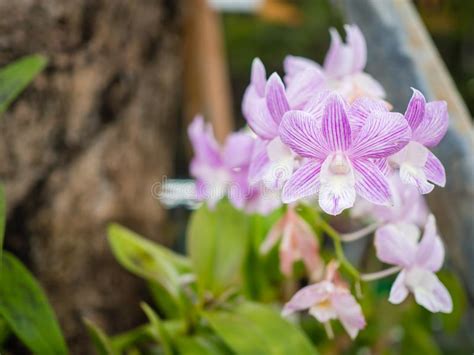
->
[374, 223, 419, 267]
[324, 28, 352, 78]
[388, 270, 409, 304]
[286, 67, 326, 109]
[348, 97, 389, 136]
[345, 24, 367, 73]
[282, 160, 321, 203]
[319, 154, 356, 215]
[260, 216, 284, 254]
[400, 164, 434, 194]
[242, 91, 279, 140]
[223, 132, 254, 169]
[413, 100, 449, 147]
[283, 55, 320, 85]
[331, 290, 366, 339]
[415, 215, 445, 272]
[404, 88, 426, 131]
[248, 139, 270, 185]
[188, 115, 222, 167]
[424, 151, 446, 187]
[251, 57, 266, 96]
[322, 94, 352, 151]
[351, 111, 410, 159]
[353, 159, 392, 205]
[266, 73, 290, 125]
[279, 110, 329, 159]
[282, 282, 332, 316]
[408, 269, 453, 313]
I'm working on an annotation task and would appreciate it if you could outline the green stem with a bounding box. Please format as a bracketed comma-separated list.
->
[314, 214, 360, 280]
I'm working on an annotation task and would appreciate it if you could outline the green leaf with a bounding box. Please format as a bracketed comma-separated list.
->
[107, 223, 190, 300]
[0, 55, 47, 114]
[141, 303, 173, 355]
[174, 335, 232, 355]
[436, 270, 467, 332]
[204, 302, 316, 355]
[0, 252, 68, 354]
[84, 318, 116, 355]
[187, 200, 249, 296]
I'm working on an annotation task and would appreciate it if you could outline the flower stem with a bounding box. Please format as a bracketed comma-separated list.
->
[340, 222, 380, 242]
[324, 321, 334, 339]
[314, 214, 360, 280]
[360, 266, 401, 282]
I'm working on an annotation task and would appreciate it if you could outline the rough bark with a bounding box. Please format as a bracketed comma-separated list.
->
[0, 0, 184, 352]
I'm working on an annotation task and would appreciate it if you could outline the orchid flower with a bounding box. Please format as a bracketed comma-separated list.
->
[283, 261, 366, 339]
[279, 93, 411, 215]
[242, 58, 297, 190]
[260, 207, 323, 279]
[389, 89, 449, 194]
[352, 172, 429, 227]
[374, 215, 453, 313]
[284, 25, 385, 104]
[188, 116, 281, 214]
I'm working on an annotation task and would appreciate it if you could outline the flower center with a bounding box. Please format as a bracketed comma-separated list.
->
[329, 153, 351, 175]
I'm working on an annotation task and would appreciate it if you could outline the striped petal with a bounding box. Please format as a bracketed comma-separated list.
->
[279, 110, 329, 159]
[251, 57, 266, 96]
[351, 111, 410, 159]
[242, 91, 279, 139]
[404, 88, 426, 131]
[353, 159, 392, 205]
[413, 100, 449, 148]
[322, 93, 352, 152]
[281, 160, 321, 203]
[424, 151, 446, 187]
[348, 97, 389, 137]
[266, 73, 290, 126]
[283, 55, 320, 85]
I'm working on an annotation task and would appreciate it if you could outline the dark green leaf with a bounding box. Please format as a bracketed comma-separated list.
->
[141, 303, 173, 355]
[0, 252, 68, 354]
[204, 302, 316, 355]
[174, 334, 232, 355]
[84, 318, 116, 355]
[0, 55, 47, 114]
[187, 200, 249, 296]
[0, 185, 5, 262]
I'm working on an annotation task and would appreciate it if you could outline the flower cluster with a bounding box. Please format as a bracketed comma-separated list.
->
[187, 24, 452, 340]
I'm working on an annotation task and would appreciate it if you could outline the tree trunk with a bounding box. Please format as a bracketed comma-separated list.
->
[0, 0, 185, 352]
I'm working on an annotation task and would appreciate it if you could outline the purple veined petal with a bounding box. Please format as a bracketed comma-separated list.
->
[322, 93, 352, 152]
[302, 90, 332, 120]
[374, 223, 419, 267]
[415, 214, 445, 272]
[353, 158, 392, 205]
[279, 110, 329, 159]
[286, 67, 326, 109]
[331, 290, 366, 339]
[242, 91, 279, 140]
[388, 270, 409, 304]
[408, 269, 453, 313]
[223, 132, 254, 170]
[404, 88, 426, 131]
[350, 111, 411, 159]
[399, 163, 434, 194]
[188, 115, 222, 167]
[282, 281, 332, 316]
[345, 24, 367, 73]
[348, 97, 389, 137]
[281, 160, 322, 203]
[283, 55, 321, 85]
[424, 151, 446, 187]
[251, 57, 266, 97]
[266, 73, 290, 126]
[248, 139, 271, 185]
[323, 28, 353, 78]
[413, 100, 449, 147]
[318, 154, 356, 215]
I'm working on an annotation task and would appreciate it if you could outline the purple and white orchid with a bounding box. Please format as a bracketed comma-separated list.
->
[188, 115, 281, 214]
[284, 25, 385, 105]
[279, 93, 411, 215]
[374, 215, 453, 313]
[389, 89, 449, 194]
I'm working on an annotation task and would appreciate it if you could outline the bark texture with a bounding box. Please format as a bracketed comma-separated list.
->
[0, 0, 184, 351]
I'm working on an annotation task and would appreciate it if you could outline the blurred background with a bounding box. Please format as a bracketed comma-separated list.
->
[0, 0, 472, 353]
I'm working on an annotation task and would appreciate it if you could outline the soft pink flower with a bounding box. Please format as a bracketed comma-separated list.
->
[374, 215, 453, 313]
[282, 261, 366, 339]
[284, 25, 385, 105]
[260, 207, 323, 279]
